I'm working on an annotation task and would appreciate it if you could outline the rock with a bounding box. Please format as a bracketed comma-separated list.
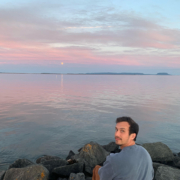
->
[155, 166, 180, 180]
[142, 142, 174, 162]
[85, 177, 92, 180]
[153, 162, 168, 176]
[3, 164, 49, 180]
[41, 159, 68, 173]
[71, 154, 81, 161]
[57, 178, 68, 180]
[66, 151, 75, 160]
[173, 156, 180, 168]
[53, 161, 84, 177]
[78, 141, 109, 174]
[78, 148, 82, 152]
[8, 159, 34, 169]
[70, 154, 85, 167]
[36, 155, 61, 164]
[102, 142, 119, 153]
[67, 159, 77, 165]
[178, 152, 180, 157]
[0, 171, 6, 180]
[68, 173, 85, 180]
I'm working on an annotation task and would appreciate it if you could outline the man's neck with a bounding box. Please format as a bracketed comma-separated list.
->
[120, 141, 135, 150]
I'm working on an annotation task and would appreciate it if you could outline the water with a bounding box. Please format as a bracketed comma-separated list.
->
[0, 74, 180, 170]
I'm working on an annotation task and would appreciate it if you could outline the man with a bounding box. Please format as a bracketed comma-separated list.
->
[93, 116, 154, 180]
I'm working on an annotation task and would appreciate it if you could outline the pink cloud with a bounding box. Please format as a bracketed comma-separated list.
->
[1, 41, 180, 68]
[0, 4, 180, 70]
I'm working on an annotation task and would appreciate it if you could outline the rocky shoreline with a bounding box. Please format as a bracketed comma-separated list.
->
[0, 141, 180, 180]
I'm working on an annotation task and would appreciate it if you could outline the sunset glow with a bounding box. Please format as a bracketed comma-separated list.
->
[0, 0, 180, 74]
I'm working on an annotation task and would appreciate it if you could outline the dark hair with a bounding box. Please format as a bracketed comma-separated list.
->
[116, 116, 139, 141]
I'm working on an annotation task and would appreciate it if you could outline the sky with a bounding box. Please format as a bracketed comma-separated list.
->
[0, 0, 180, 74]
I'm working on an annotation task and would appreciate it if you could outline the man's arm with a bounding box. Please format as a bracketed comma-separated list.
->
[92, 165, 101, 180]
[98, 155, 114, 180]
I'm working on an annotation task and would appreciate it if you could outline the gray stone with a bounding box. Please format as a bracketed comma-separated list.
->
[102, 142, 119, 153]
[153, 162, 168, 177]
[66, 150, 75, 160]
[36, 155, 61, 164]
[178, 152, 180, 157]
[85, 177, 92, 180]
[53, 161, 84, 177]
[67, 159, 77, 165]
[173, 156, 180, 168]
[142, 142, 174, 162]
[71, 153, 80, 160]
[3, 164, 49, 180]
[78, 141, 109, 174]
[155, 166, 180, 180]
[41, 159, 68, 173]
[68, 173, 85, 180]
[0, 171, 6, 180]
[8, 159, 34, 169]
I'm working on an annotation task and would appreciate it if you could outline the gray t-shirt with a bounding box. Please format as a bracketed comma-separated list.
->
[98, 144, 154, 180]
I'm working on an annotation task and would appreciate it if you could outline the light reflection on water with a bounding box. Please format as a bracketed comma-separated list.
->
[0, 74, 180, 170]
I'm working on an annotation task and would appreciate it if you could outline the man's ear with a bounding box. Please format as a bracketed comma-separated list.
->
[130, 133, 136, 141]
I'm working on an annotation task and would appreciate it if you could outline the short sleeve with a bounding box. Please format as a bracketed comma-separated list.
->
[98, 155, 114, 180]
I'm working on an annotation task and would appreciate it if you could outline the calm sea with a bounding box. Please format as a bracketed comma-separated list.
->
[0, 74, 180, 170]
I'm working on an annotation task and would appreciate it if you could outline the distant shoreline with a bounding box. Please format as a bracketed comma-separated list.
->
[0, 72, 171, 75]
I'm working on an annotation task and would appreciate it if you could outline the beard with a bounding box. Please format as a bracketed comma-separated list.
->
[115, 136, 130, 146]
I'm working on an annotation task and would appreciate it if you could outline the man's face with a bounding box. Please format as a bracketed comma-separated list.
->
[115, 122, 135, 149]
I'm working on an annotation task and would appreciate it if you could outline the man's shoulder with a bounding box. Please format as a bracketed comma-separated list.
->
[107, 144, 151, 159]
[109, 145, 150, 160]
[105, 151, 121, 162]
[135, 144, 151, 155]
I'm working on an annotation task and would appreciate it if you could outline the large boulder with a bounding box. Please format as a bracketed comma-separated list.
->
[3, 164, 49, 180]
[36, 155, 61, 164]
[8, 159, 34, 169]
[155, 166, 180, 180]
[102, 142, 119, 153]
[78, 141, 109, 174]
[68, 173, 85, 180]
[142, 142, 174, 162]
[53, 161, 84, 177]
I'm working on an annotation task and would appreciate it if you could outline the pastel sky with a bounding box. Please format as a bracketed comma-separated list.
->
[0, 0, 180, 74]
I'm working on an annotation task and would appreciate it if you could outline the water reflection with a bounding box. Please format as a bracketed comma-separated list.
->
[61, 74, 63, 90]
[0, 74, 180, 170]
